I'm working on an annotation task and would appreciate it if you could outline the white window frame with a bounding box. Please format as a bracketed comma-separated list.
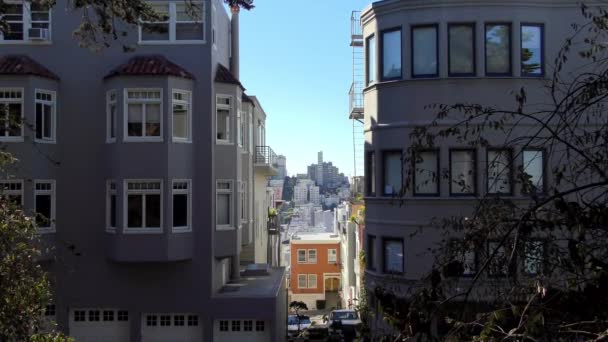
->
[172, 179, 191, 233]
[216, 179, 234, 230]
[0, 88, 24, 141]
[297, 249, 306, 264]
[123, 88, 163, 142]
[308, 274, 317, 289]
[248, 111, 253, 154]
[0, 1, 52, 44]
[328, 248, 337, 263]
[106, 180, 117, 233]
[123, 179, 163, 234]
[171, 89, 192, 142]
[237, 99, 243, 148]
[34, 89, 56, 143]
[239, 181, 246, 224]
[297, 274, 307, 289]
[0, 179, 23, 205]
[34, 179, 55, 234]
[216, 95, 232, 144]
[138, 1, 205, 45]
[106, 90, 117, 143]
[307, 249, 317, 264]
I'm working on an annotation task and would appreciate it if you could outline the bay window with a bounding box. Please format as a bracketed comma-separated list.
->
[106, 90, 117, 142]
[522, 149, 545, 193]
[106, 180, 117, 232]
[125, 180, 162, 233]
[450, 149, 476, 195]
[412, 25, 438, 77]
[413, 150, 439, 196]
[0, 89, 23, 140]
[0, 180, 23, 206]
[383, 150, 402, 196]
[521, 24, 544, 76]
[485, 23, 511, 75]
[140, 1, 204, 43]
[383, 238, 404, 274]
[216, 180, 233, 229]
[448, 23, 475, 76]
[216, 96, 231, 142]
[381, 28, 402, 80]
[172, 180, 191, 232]
[172, 90, 191, 141]
[125, 89, 162, 140]
[366, 34, 376, 85]
[35, 180, 55, 233]
[487, 149, 512, 194]
[35, 90, 55, 142]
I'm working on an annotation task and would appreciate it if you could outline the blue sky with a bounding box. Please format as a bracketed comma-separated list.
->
[239, 0, 371, 178]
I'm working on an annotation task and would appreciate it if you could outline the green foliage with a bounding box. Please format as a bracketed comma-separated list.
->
[31, 332, 73, 342]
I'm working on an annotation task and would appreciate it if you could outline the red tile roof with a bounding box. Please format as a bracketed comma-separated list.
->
[0, 55, 59, 80]
[105, 55, 194, 80]
[215, 64, 244, 89]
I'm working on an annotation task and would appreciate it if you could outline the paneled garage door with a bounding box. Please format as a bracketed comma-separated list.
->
[141, 313, 202, 342]
[213, 320, 270, 342]
[69, 308, 130, 342]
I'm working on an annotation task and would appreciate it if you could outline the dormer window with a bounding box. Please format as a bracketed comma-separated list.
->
[1, 2, 51, 42]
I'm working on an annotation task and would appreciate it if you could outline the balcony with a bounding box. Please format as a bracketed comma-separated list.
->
[255, 146, 278, 176]
[349, 82, 364, 120]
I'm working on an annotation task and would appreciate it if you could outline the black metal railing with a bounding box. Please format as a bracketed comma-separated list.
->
[255, 146, 278, 167]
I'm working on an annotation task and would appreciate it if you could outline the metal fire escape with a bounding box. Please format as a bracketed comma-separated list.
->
[349, 11, 365, 180]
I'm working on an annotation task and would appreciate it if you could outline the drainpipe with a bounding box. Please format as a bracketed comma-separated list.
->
[230, 6, 240, 80]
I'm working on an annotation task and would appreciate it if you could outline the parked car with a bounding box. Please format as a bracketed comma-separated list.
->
[287, 314, 312, 340]
[327, 309, 362, 341]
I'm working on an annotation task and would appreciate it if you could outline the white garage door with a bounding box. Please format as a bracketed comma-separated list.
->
[141, 313, 202, 342]
[213, 320, 270, 342]
[69, 308, 130, 342]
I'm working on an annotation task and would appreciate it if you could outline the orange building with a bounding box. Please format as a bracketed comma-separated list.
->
[289, 233, 341, 310]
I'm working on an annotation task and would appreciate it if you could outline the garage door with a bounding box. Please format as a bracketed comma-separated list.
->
[69, 308, 130, 342]
[141, 313, 202, 342]
[213, 320, 270, 342]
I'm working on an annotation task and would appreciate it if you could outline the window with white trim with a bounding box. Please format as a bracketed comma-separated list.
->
[35, 90, 55, 142]
[0, 179, 23, 206]
[216, 180, 233, 229]
[1, 2, 51, 42]
[140, 1, 204, 43]
[307, 249, 317, 263]
[172, 90, 191, 141]
[237, 100, 243, 147]
[216, 96, 231, 143]
[125, 89, 162, 140]
[297, 249, 306, 263]
[172, 180, 190, 232]
[255, 320, 264, 332]
[106, 180, 117, 232]
[328, 249, 337, 263]
[239, 181, 246, 223]
[125, 180, 162, 232]
[297, 274, 307, 288]
[0, 89, 23, 140]
[307, 274, 317, 288]
[34, 180, 54, 233]
[106, 90, 117, 142]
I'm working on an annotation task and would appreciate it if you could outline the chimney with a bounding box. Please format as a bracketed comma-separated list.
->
[230, 6, 240, 80]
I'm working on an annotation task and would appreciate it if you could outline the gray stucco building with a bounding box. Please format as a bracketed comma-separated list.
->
[359, 0, 584, 334]
[0, 0, 285, 341]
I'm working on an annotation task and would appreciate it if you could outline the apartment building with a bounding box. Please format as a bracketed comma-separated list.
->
[358, 0, 581, 331]
[289, 233, 341, 310]
[0, 1, 286, 341]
